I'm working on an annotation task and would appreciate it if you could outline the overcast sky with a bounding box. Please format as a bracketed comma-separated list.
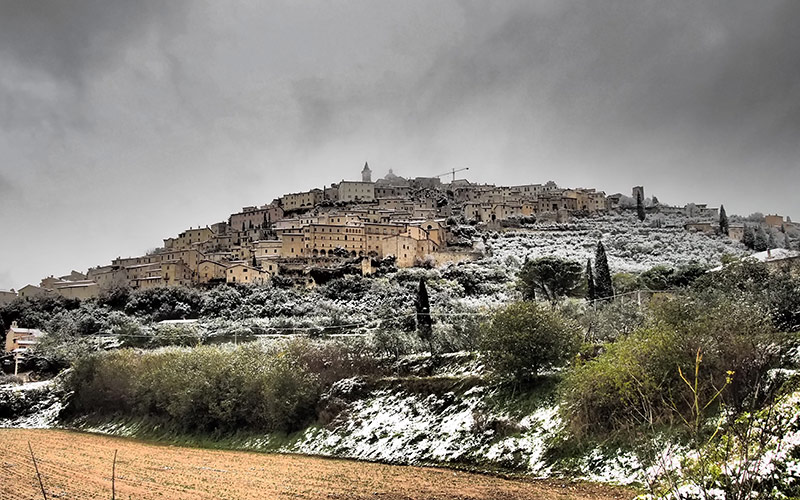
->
[1, 0, 799, 290]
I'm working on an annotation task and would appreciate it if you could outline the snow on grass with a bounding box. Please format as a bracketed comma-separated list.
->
[285, 386, 487, 464]
[0, 379, 63, 429]
[484, 214, 748, 274]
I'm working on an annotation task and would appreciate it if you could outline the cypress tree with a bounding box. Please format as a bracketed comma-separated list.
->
[719, 205, 729, 236]
[785, 233, 793, 250]
[594, 241, 614, 299]
[754, 226, 769, 252]
[768, 230, 777, 250]
[416, 278, 433, 349]
[742, 225, 755, 249]
[636, 192, 646, 222]
[586, 258, 596, 303]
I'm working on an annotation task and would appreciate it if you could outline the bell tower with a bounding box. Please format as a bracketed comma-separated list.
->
[361, 162, 372, 182]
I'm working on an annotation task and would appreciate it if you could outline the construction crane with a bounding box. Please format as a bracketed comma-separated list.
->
[434, 167, 469, 183]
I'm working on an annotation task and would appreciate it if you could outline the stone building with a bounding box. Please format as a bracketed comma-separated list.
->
[338, 181, 376, 203]
[4, 321, 46, 353]
[197, 260, 228, 284]
[281, 189, 323, 211]
[0, 290, 17, 305]
[225, 264, 272, 285]
[765, 214, 785, 229]
[229, 205, 283, 232]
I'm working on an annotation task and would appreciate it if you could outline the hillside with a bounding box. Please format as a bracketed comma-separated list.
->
[482, 213, 748, 274]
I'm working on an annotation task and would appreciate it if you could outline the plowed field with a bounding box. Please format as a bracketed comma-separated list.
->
[0, 429, 634, 500]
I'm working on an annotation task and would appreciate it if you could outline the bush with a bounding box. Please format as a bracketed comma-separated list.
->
[368, 329, 424, 360]
[123, 286, 202, 321]
[692, 259, 800, 332]
[65, 339, 377, 434]
[559, 295, 787, 438]
[319, 275, 372, 302]
[480, 302, 580, 381]
[0, 295, 81, 330]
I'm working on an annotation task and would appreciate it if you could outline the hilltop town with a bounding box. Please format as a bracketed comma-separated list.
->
[1, 163, 796, 303]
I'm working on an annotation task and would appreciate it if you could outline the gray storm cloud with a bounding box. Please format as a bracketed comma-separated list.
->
[0, 0, 798, 289]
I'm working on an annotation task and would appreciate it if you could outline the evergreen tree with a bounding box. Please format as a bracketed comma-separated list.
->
[742, 225, 755, 249]
[652, 195, 660, 206]
[719, 205, 729, 236]
[252, 255, 258, 268]
[594, 241, 614, 299]
[586, 258, 596, 303]
[636, 192, 646, 222]
[754, 226, 769, 252]
[785, 233, 793, 250]
[518, 257, 583, 304]
[768, 229, 778, 250]
[415, 278, 433, 350]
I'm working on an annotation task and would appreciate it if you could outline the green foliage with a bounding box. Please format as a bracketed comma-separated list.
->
[611, 272, 640, 295]
[565, 298, 645, 343]
[742, 225, 755, 249]
[692, 258, 800, 332]
[320, 275, 372, 301]
[719, 205, 729, 236]
[639, 263, 707, 291]
[754, 226, 769, 252]
[416, 278, 433, 344]
[441, 264, 511, 297]
[481, 302, 580, 381]
[518, 256, 584, 303]
[124, 286, 202, 321]
[560, 295, 786, 437]
[66, 339, 377, 434]
[200, 286, 244, 319]
[0, 295, 81, 330]
[594, 241, 614, 299]
[95, 282, 132, 310]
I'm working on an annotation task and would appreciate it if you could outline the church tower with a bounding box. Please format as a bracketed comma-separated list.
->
[361, 162, 372, 182]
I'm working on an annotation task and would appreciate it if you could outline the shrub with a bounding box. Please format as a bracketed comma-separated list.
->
[692, 259, 800, 332]
[65, 339, 376, 434]
[319, 275, 372, 302]
[200, 285, 244, 318]
[123, 286, 202, 321]
[560, 295, 787, 438]
[369, 329, 424, 360]
[480, 302, 580, 381]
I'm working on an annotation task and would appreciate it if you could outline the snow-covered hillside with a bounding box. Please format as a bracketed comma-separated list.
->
[482, 213, 748, 274]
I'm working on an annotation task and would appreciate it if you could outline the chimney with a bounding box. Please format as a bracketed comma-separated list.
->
[11, 321, 18, 329]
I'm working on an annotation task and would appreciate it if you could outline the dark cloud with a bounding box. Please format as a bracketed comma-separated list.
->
[0, 0, 798, 289]
[407, 1, 800, 163]
[0, 1, 190, 85]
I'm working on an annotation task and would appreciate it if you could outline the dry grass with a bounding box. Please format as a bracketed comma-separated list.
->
[0, 429, 634, 500]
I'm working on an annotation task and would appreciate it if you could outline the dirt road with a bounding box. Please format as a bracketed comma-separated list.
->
[0, 429, 634, 500]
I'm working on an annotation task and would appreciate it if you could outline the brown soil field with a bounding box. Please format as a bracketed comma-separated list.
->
[0, 429, 635, 500]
